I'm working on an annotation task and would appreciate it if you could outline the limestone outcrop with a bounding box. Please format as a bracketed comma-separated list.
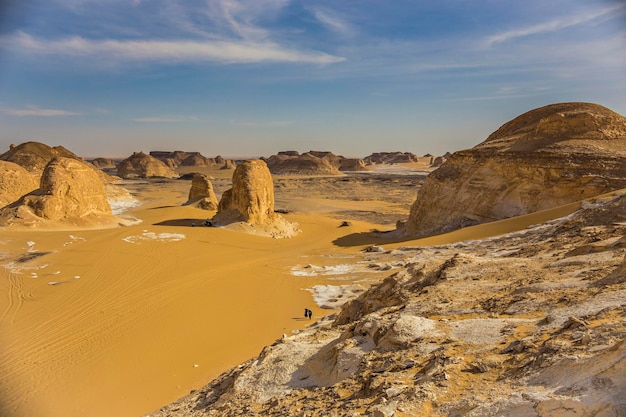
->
[186, 174, 218, 210]
[91, 157, 117, 169]
[117, 152, 179, 179]
[0, 157, 113, 225]
[406, 102, 626, 237]
[264, 152, 343, 176]
[364, 152, 419, 164]
[212, 159, 299, 237]
[0, 161, 39, 208]
[0, 141, 79, 174]
[338, 158, 367, 171]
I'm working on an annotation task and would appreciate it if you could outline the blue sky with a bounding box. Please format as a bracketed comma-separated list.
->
[0, 0, 624, 158]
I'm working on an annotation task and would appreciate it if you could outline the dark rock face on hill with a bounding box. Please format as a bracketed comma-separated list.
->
[405, 102, 626, 237]
[364, 152, 419, 164]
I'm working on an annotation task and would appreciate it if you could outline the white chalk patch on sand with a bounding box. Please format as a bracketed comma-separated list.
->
[26, 241, 36, 252]
[109, 197, 141, 215]
[291, 262, 386, 278]
[123, 232, 186, 244]
[48, 281, 61, 286]
[63, 235, 86, 246]
[3, 262, 49, 274]
[307, 284, 366, 309]
[74, 276, 81, 279]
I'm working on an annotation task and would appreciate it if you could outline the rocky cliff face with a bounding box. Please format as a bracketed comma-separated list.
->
[0, 157, 112, 225]
[212, 160, 299, 237]
[406, 102, 626, 237]
[186, 174, 219, 210]
[117, 152, 179, 179]
[0, 161, 39, 208]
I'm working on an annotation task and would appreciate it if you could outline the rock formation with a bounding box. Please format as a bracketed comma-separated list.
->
[0, 141, 80, 174]
[0, 157, 113, 225]
[264, 152, 343, 176]
[180, 155, 210, 167]
[212, 159, 299, 237]
[186, 174, 219, 210]
[220, 159, 236, 170]
[117, 152, 179, 179]
[90, 157, 117, 169]
[405, 102, 626, 237]
[338, 158, 368, 172]
[364, 152, 419, 164]
[0, 161, 39, 208]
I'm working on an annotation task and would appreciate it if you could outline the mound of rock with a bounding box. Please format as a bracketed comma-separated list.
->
[0, 161, 39, 208]
[364, 152, 419, 164]
[211, 160, 299, 237]
[339, 158, 367, 172]
[117, 152, 179, 179]
[185, 174, 218, 210]
[264, 152, 343, 176]
[180, 155, 210, 167]
[91, 157, 117, 169]
[405, 102, 626, 237]
[0, 141, 80, 174]
[0, 157, 113, 226]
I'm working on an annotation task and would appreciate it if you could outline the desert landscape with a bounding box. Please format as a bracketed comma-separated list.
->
[0, 102, 625, 417]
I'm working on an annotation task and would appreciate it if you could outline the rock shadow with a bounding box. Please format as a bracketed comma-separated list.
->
[153, 218, 213, 227]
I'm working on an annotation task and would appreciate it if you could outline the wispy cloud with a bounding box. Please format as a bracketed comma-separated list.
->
[310, 8, 355, 36]
[232, 119, 295, 127]
[132, 116, 196, 123]
[3, 105, 80, 116]
[2, 32, 345, 64]
[484, 3, 626, 46]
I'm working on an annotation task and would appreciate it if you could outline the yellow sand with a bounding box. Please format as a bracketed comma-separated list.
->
[0, 182, 588, 417]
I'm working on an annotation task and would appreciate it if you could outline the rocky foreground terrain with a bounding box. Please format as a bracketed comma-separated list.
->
[147, 188, 626, 416]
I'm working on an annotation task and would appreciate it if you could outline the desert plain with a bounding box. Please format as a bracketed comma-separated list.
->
[0, 161, 432, 417]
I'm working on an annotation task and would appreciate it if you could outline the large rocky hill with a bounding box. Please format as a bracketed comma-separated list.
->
[405, 102, 626, 237]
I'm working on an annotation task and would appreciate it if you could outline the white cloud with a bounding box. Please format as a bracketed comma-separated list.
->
[2, 32, 345, 64]
[484, 3, 626, 46]
[3, 105, 80, 116]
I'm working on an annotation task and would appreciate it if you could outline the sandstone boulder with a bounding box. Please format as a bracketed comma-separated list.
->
[0, 157, 112, 225]
[186, 174, 218, 210]
[406, 102, 626, 237]
[212, 160, 299, 237]
[117, 152, 179, 179]
[0, 161, 39, 208]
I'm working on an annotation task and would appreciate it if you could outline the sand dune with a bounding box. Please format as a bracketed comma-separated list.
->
[0, 173, 607, 417]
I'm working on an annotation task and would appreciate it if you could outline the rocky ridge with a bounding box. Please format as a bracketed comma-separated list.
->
[147, 189, 626, 417]
[405, 102, 626, 237]
[0, 161, 39, 208]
